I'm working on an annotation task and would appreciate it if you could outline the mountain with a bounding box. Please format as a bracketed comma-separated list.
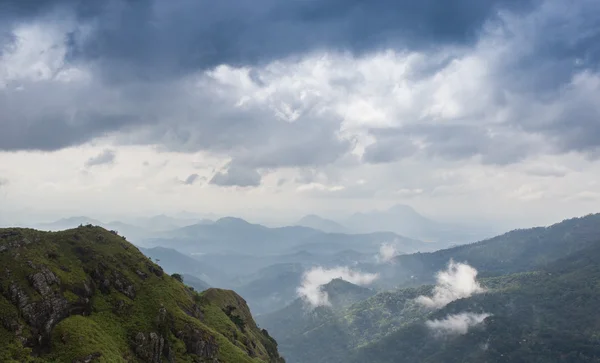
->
[259, 213, 600, 363]
[131, 214, 206, 232]
[295, 215, 350, 234]
[262, 241, 600, 363]
[320, 278, 377, 308]
[0, 226, 284, 362]
[36, 217, 152, 242]
[37, 216, 104, 230]
[345, 204, 489, 244]
[146, 217, 321, 255]
[257, 279, 376, 363]
[182, 274, 210, 292]
[145, 217, 434, 257]
[138, 246, 228, 287]
[349, 242, 600, 363]
[235, 263, 305, 316]
[378, 213, 600, 288]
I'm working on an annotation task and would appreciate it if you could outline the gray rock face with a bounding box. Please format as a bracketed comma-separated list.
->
[90, 262, 136, 299]
[6, 282, 69, 349]
[134, 332, 165, 363]
[176, 323, 219, 358]
[29, 266, 61, 296]
[73, 352, 102, 363]
[148, 263, 164, 277]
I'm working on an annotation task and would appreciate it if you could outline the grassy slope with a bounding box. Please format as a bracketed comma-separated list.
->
[0, 226, 283, 363]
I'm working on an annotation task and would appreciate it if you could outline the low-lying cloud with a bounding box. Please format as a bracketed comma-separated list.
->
[376, 242, 399, 264]
[426, 312, 491, 336]
[416, 260, 485, 309]
[297, 266, 379, 308]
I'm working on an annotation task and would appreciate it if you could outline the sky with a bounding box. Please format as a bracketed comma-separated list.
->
[1, 0, 600, 227]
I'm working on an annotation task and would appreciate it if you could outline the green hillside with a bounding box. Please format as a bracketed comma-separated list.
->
[384, 213, 600, 288]
[260, 214, 600, 363]
[351, 242, 600, 362]
[0, 226, 284, 363]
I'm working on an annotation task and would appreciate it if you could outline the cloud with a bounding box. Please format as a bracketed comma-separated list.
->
[1, 0, 600, 228]
[209, 162, 262, 187]
[426, 312, 491, 336]
[524, 164, 569, 178]
[297, 266, 379, 307]
[0, 178, 8, 187]
[376, 242, 399, 264]
[183, 173, 201, 185]
[416, 260, 485, 309]
[84, 149, 115, 167]
[2, 1, 600, 168]
[0, 0, 536, 81]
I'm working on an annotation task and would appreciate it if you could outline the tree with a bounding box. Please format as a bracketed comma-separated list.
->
[172, 273, 183, 283]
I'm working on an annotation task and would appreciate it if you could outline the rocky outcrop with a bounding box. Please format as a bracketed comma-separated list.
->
[89, 262, 136, 299]
[176, 323, 219, 359]
[134, 332, 165, 363]
[73, 352, 102, 363]
[0, 231, 32, 252]
[28, 265, 60, 296]
[6, 281, 69, 350]
[147, 263, 164, 277]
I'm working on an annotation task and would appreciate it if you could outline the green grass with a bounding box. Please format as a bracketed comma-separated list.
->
[0, 226, 284, 363]
[48, 316, 126, 362]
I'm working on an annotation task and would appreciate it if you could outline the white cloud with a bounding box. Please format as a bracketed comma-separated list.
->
[297, 266, 379, 308]
[416, 260, 485, 309]
[376, 242, 399, 264]
[1, 2, 600, 228]
[426, 312, 491, 335]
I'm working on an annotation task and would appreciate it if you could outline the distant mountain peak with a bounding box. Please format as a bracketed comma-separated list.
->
[215, 216, 253, 226]
[321, 278, 376, 308]
[388, 203, 419, 214]
[296, 214, 349, 234]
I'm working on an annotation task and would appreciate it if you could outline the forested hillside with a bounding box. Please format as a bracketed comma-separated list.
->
[378, 213, 600, 288]
[260, 214, 600, 363]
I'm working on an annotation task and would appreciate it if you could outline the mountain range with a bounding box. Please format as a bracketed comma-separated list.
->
[258, 213, 600, 363]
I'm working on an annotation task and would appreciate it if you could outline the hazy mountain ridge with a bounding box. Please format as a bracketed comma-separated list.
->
[294, 215, 350, 234]
[138, 246, 229, 287]
[147, 218, 435, 257]
[377, 213, 600, 288]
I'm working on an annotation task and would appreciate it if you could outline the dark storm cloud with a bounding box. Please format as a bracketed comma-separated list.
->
[361, 0, 600, 165]
[1, 0, 600, 169]
[209, 162, 262, 187]
[85, 149, 115, 167]
[0, 80, 151, 152]
[2, 0, 535, 79]
[496, 0, 600, 94]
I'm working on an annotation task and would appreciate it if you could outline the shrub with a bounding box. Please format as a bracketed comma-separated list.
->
[172, 273, 183, 283]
